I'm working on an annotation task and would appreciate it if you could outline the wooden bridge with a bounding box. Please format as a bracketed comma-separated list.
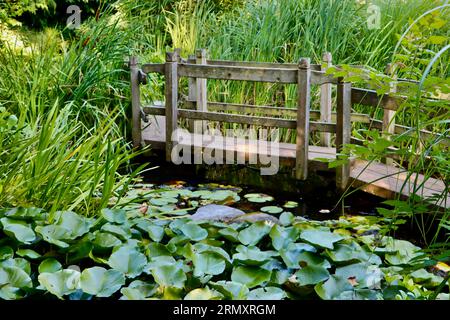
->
[130, 49, 449, 209]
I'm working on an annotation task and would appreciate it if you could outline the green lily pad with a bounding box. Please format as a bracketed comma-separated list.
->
[100, 208, 126, 224]
[135, 220, 165, 242]
[192, 252, 226, 277]
[35, 225, 70, 248]
[150, 262, 187, 289]
[120, 280, 158, 300]
[384, 239, 422, 265]
[283, 201, 298, 209]
[231, 266, 271, 288]
[0, 266, 32, 289]
[247, 287, 286, 300]
[326, 242, 381, 265]
[4, 207, 45, 220]
[38, 269, 81, 299]
[244, 193, 274, 203]
[38, 258, 62, 274]
[101, 223, 132, 240]
[0, 246, 14, 260]
[295, 265, 330, 286]
[238, 221, 272, 246]
[108, 246, 147, 278]
[279, 212, 295, 226]
[93, 232, 122, 248]
[16, 249, 41, 259]
[150, 197, 178, 206]
[80, 267, 125, 297]
[184, 286, 223, 300]
[261, 206, 283, 214]
[300, 229, 344, 249]
[179, 222, 208, 241]
[335, 262, 383, 289]
[232, 245, 277, 266]
[279, 242, 317, 268]
[53, 211, 92, 239]
[209, 281, 249, 300]
[0, 218, 36, 244]
[269, 225, 300, 250]
[314, 275, 353, 300]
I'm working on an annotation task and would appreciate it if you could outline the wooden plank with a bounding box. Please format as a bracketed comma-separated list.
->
[187, 54, 197, 132]
[195, 49, 208, 133]
[336, 81, 352, 190]
[142, 63, 165, 74]
[165, 51, 179, 161]
[351, 87, 402, 110]
[320, 52, 332, 147]
[295, 58, 311, 180]
[130, 56, 142, 148]
[351, 160, 449, 208]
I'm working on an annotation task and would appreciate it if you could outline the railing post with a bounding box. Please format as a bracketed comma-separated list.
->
[195, 49, 208, 134]
[295, 58, 311, 180]
[130, 56, 142, 148]
[165, 50, 179, 162]
[382, 63, 397, 165]
[320, 52, 332, 147]
[187, 54, 197, 133]
[336, 79, 352, 190]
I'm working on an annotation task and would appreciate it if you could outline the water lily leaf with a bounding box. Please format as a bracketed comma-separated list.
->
[180, 222, 208, 241]
[193, 252, 226, 277]
[279, 242, 317, 268]
[1, 257, 31, 275]
[150, 262, 187, 289]
[108, 246, 147, 278]
[232, 245, 276, 266]
[279, 212, 295, 226]
[294, 251, 331, 269]
[231, 266, 271, 288]
[38, 269, 81, 299]
[0, 218, 36, 244]
[244, 193, 274, 203]
[384, 239, 422, 265]
[410, 269, 443, 287]
[38, 258, 62, 273]
[0, 246, 14, 260]
[135, 220, 165, 242]
[326, 242, 381, 265]
[314, 275, 353, 300]
[101, 223, 132, 240]
[53, 211, 91, 239]
[16, 249, 41, 259]
[192, 243, 231, 263]
[238, 221, 272, 246]
[300, 229, 344, 249]
[35, 225, 70, 248]
[209, 281, 249, 300]
[248, 287, 286, 300]
[80, 267, 125, 297]
[335, 262, 383, 289]
[93, 232, 122, 248]
[184, 286, 223, 300]
[4, 207, 45, 221]
[100, 208, 126, 224]
[0, 285, 24, 300]
[218, 227, 239, 242]
[295, 265, 330, 286]
[270, 225, 300, 250]
[120, 280, 158, 300]
[150, 197, 178, 206]
[283, 201, 298, 209]
[0, 266, 32, 289]
[261, 206, 283, 214]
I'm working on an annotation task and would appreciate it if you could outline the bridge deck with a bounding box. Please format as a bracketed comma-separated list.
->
[142, 130, 449, 209]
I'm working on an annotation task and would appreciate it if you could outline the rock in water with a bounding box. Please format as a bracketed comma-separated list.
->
[231, 213, 280, 225]
[190, 204, 245, 222]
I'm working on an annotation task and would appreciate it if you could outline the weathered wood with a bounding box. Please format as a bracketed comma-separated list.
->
[320, 52, 332, 147]
[130, 56, 142, 148]
[351, 87, 402, 110]
[142, 63, 165, 74]
[195, 49, 208, 133]
[187, 54, 197, 132]
[165, 51, 179, 161]
[336, 80, 352, 190]
[382, 72, 397, 165]
[178, 63, 336, 85]
[295, 58, 311, 180]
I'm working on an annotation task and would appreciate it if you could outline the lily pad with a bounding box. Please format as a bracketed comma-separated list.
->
[231, 266, 271, 288]
[269, 225, 300, 251]
[295, 265, 330, 286]
[180, 222, 208, 241]
[261, 206, 283, 214]
[279, 242, 317, 268]
[232, 245, 276, 266]
[192, 252, 226, 277]
[16, 249, 41, 259]
[150, 262, 187, 289]
[209, 281, 249, 300]
[0, 246, 14, 260]
[279, 212, 295, 226]
[0, 218, 36, 244]
[80, 267, 125, 297]
[244, 193, 274, 203]
[248, 287, 286, 300]
[283, 201, 298, 209]
[238, 221, 272, 246]
[300, 229, 344, 249]
[108, 246, 147, 278]
[184, 287, 223, 300]
[100, 208, 126, 224]
[38, 269, 81, 299]
[314, 275, 353, 300]
[38, 258, 62, 274]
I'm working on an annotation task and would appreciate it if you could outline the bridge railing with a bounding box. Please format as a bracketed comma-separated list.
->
[130, 49, 449, 190]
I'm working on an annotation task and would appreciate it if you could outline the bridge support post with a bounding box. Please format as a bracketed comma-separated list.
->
[382, 63, 397, 165]
[195, 49, 208, 134]
[188, 54, 197, 133]
[165, 50, 179, 162]
[295, 58, 311, 180]
[320, 52, 332, 147]
[130, 56, 142, 148]
[336, 80, 352, 190]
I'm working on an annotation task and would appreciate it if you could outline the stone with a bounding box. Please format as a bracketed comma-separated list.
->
[190, 204, 245, 222]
